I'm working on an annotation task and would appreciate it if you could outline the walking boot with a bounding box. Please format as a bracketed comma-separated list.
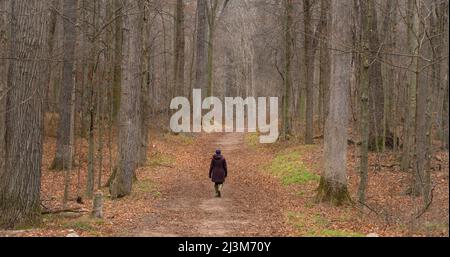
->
[218, 184, 223, 198]
[214, 184, 219, 197]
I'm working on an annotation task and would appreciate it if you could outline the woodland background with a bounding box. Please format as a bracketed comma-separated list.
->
[0, 0, 448, 236]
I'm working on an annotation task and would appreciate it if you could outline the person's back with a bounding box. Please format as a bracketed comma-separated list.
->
[209, 149, 227, 197]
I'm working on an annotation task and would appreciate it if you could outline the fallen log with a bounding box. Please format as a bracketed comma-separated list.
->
[42, 207, 89, 215]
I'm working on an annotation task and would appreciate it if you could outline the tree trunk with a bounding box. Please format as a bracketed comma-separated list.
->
[96, 82, 105, 190]
[51, 0, 77, 170]
[439, 1, 449, 150]
[46, 0, 61, 114]
[45, 0, 58, 112]
[138, 76, 150, 167]
[206, 0, 219, 97]
[86, 76, 95, 199]
[366, 0, 384, 152]
[401, 0, 419, 171]
[91, 191, 103, 219]
[316, 0, 351, 206]
[86, 0, 101, 199]
[138, 8, 151, 167]
[173, 0, 185, 97]
[110, 0, 143, 199]
[380, 0, 396, 151]
[358, 0, 370, 204]
[318, 0, 331, 132]
[112, 0, 123, 119]
[195, 0, 208, 98]
[413, 0, 431, 204]
[413, 51, 431, 203]
[304, 0, 314, 144]
[0, 0, 8, 177]
[63, 0, 78, 204]
[441, 2, 449, 150]
[0, 0, 48, 229]
[74, 0, 86, 199]
[443, 81, 449, 150]
[282, 0, 293, 140]
[159, 10, 170, 116]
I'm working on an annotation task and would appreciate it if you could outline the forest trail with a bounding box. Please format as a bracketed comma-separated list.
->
[133, 132, 290, 237]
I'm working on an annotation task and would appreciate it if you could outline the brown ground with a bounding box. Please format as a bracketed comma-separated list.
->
[0, 128, 448, 237]
[133, 132, 293, 236]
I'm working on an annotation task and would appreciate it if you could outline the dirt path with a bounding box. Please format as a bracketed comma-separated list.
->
[133, 133, 292, 237]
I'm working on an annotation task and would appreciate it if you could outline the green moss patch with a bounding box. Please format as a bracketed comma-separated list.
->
[268, 151, 319, 186]
[147, 151, 175, 168]
[287, 211, 363, 237]
[163, 133, 194, 145]
[61, 217, 104, 232]
[312, 229, 364, 237]
[133, 179, 161, 197]
[245, 133, 260, 148]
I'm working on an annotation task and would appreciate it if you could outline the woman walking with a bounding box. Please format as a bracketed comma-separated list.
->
[209, 149, 228, 197]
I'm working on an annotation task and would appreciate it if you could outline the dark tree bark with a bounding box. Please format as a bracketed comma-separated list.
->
[45, 0, 58, 112]
[0, 0, 49, 229]
[401, 0, 419, 171]
[413, 0, 433, 205]
[443, 81, 449, 150]
[138, 8, 151, 167]
[413, 45, 431, 204]
[51, 0, 77, 170]
[138, 73, 150, 167]
[303, 0, 314, 144]
[436, 0, 449, 150]
[360, 0, 384, 151]
[358, 0, 371, 204]
[381, 0, 397, 152]
[0, 0, 8, 176]
[112, 0, 123, 119]
[110, 0, 143, 199]
[195, 0, 208, 97]
[173, 0, 185, 97]
[318, 0, 331, 132]
[205, 0, 221, 97]
[443, 10, 449, 150]
[224, 48, 237, 97]
[282, 0, 293, 140]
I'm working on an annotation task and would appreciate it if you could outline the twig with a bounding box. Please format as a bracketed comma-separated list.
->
[40, 203, 50, 211]
[415, 184, 436, 219]
[158, 164, 174, 168]
[357, 200, 381, 216]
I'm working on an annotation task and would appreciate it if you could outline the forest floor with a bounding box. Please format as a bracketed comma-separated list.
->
[0, 124, 448, 237]
[133, 132, 290, 236]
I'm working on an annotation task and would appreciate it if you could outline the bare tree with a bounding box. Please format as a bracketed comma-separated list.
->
[195, 0, 208, 97]
[281, 0, 293, 140]
[303, 0, 314, 144]
[401, 0, 419, 171]
[0, 0, 8, 177]
[110, 0, 143, 198]
[366, 0, 384, 151]
[173, 0, 186, 97]
[358, 0, 371, 204]
[112, 0, 123, 119]
[316, 0, 352, 205]
[205, 0, 230, 97]
[51, 0, 77, 170]
[318, 0, 331, 131]
[0, 0, 49, 229]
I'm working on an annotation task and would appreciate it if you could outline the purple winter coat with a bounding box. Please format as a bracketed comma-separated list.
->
[209, 154, 228, 183]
